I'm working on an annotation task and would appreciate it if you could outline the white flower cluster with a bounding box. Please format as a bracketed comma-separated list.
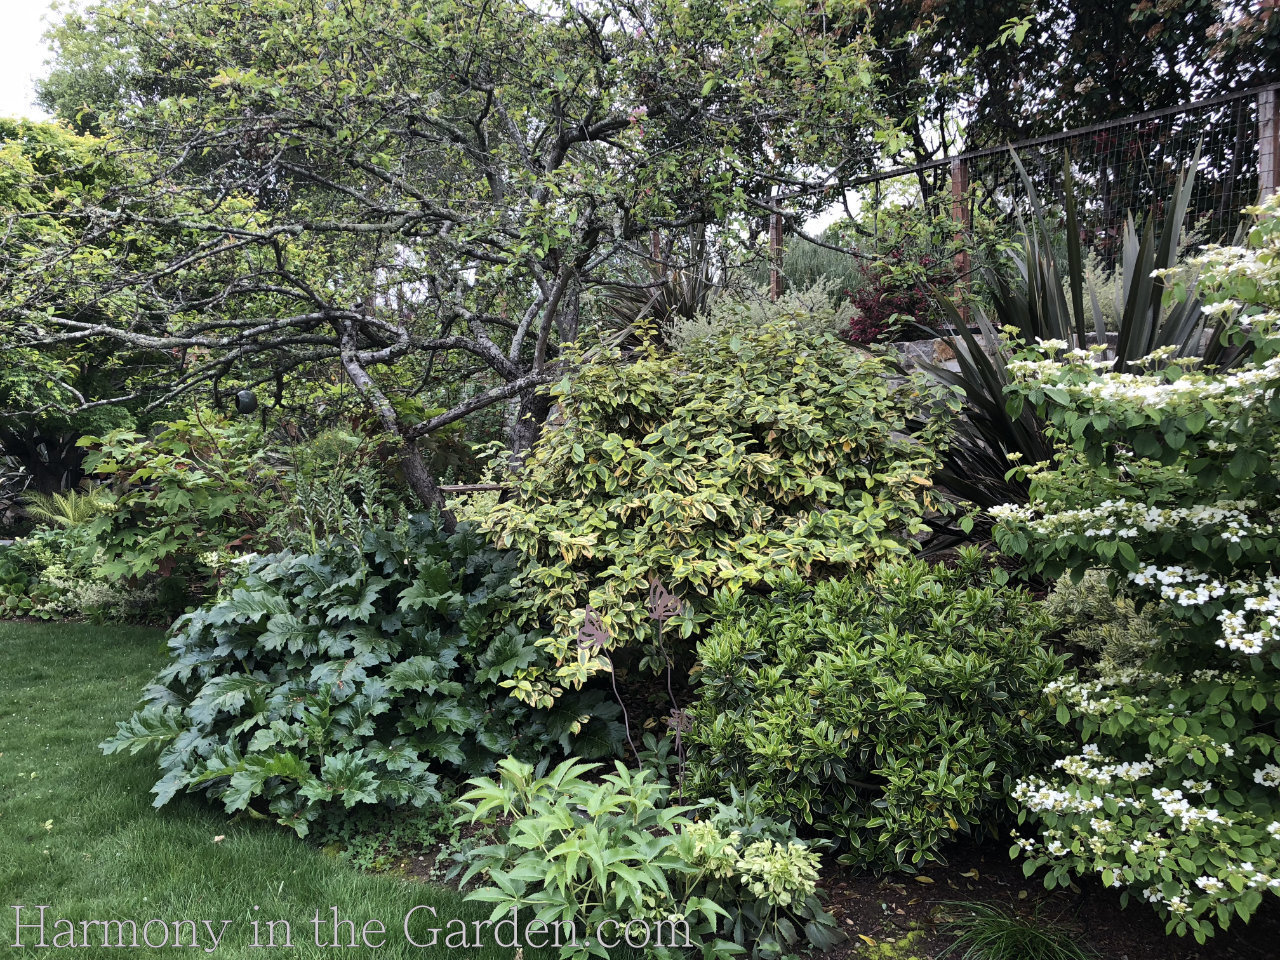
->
[1034, 338, 1070, 351]
[1006, 343, 1280, 413]
[1194, 195, 1280, 311]
[1216, 575, 1280, 654]
[1116, 565, 1280, 655]
[1130, 564, 1228, 607]
[1195, 875, 1226, 896]
[1254, 764, 1280, 789]
[1142, 888, 1191, 915]
[1014, 777, 1111, 815]
[1053, 743, 1164, 785]
[1193, 864, 1280, 900]
[1238, 864, 1280, 893]
[1152, 788, 1232, 830]
[992, 497, 1273, 546]
[1045, 676, 1148, 718]
[1199, 299, 1242, 318]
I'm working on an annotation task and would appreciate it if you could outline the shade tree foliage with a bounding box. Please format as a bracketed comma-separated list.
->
[869, 0, 1280, 171]
[9, 0, 890, 518]
[0, 118, 180, 491]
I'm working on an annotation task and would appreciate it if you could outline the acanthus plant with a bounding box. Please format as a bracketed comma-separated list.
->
[102, 516, 625, 836]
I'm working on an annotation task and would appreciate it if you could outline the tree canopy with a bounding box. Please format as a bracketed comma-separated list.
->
[0, 118, 178, 489]
[870, 0, 1280, 170]
[11, 0, 888, 515]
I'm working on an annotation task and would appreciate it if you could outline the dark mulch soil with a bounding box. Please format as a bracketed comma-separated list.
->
[820, 840, 1280, 960]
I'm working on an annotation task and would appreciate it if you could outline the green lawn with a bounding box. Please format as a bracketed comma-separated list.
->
[0, 622, 558, 959]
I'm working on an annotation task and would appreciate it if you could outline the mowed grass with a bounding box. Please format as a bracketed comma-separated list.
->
[0, 622, 561, 959]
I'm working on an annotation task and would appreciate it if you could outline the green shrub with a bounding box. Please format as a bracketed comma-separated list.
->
[265, 427, 402, 551]
[743, 236, 867, 306]
[685, 551, 1065, 873]
[82, 408, 284, 584]
[0, 526, 160, 622]
[993, 193, 1280, 941]
[474, 305, 953, 704]
[0, 541, 35, 616]
[666, 280, 855, 350]
[0, 478, 165, 622]
[101, 516, 624, 837]
[455, 756, 839, 960]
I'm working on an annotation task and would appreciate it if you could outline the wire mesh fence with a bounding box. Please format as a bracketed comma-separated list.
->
[833, 82, 1280, 277]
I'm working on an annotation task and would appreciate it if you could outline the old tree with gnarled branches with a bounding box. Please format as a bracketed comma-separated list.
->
[5, 0, 888, 519]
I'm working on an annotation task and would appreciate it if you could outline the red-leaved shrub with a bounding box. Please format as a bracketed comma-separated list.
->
[844, 248, 952, 345]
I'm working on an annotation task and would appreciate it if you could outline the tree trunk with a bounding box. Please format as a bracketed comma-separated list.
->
[507, 384, 552, 467]
[401, 437, 457, 533]
[0, 429, 87, 493]
[508, 282, 574, 465]
[338, 321, 456, 532]
[555, 282, 580, 344]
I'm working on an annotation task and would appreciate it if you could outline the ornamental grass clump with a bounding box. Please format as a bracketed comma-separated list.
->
[994, 194, 1280, 942]
[473, 300, 954, 705]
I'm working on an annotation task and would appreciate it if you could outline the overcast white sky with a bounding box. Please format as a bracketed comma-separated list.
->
[0, 0, 55, 120]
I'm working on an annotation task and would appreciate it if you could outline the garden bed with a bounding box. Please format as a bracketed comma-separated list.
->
[365, 807, 1280, 960]
[821, 842, 1280, 960]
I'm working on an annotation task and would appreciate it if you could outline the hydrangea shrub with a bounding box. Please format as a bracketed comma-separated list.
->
[993, 195, 1280, 941]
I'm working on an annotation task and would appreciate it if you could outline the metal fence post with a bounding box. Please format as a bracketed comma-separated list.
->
[1260, 89, 1279, 199]
[950, 157, 971, 324]
[769, 211, 784, 301]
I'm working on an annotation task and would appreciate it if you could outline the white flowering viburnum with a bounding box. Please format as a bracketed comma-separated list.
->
[995, 194, 1280, 943]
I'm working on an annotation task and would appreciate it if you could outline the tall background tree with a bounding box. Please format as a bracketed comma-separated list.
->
[870, 0, 1280, 167]
[11, 0, 889, 516]
[0, 118, 179, 492]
